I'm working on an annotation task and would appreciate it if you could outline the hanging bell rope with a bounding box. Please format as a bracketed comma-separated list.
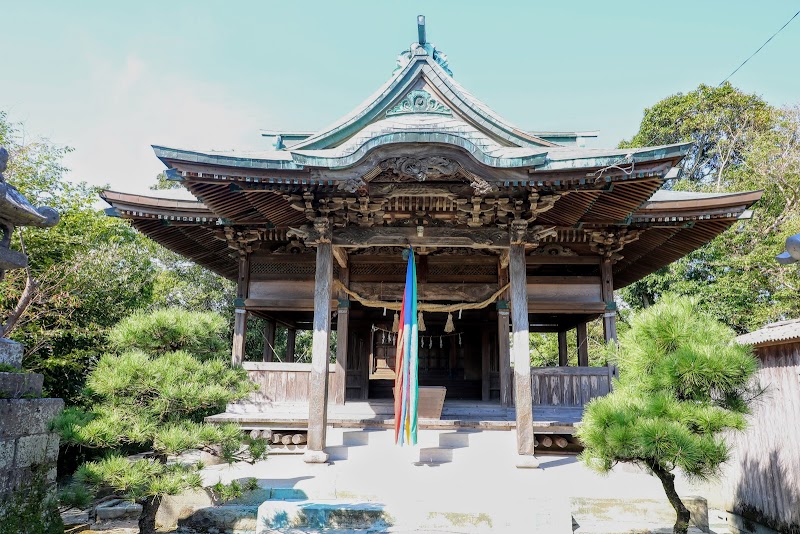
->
[333, 279, 510, 313]
[418, 310, 426, 332]
[391, 311, 400, 333]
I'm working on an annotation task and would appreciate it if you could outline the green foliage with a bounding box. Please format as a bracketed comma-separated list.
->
[55, 348, 255, 451]
[149, 171, 183, 191]
[0, 466, 64, 534]
[620, 92, 800, 334]
[108, 308, 229, 360]
[0, 111, 235, 404]
[71, 454, 203, 501]
[0, 363, 22, 373]
[578, 296, 758, 480]
[620, 83, 772, 187]
[208, 477, 260, 503]
[528, 317, 620, 367]
[53, 308, 268, 529]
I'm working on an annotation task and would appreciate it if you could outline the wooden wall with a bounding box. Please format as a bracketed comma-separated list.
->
[720, 342, 800, 532]
[530, 366, 616, 407]
[244, 362, 336, 403]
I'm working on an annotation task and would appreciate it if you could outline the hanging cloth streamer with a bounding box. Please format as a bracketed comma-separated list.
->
[393, 248, 419, 446]
[332, 280, 510, 313]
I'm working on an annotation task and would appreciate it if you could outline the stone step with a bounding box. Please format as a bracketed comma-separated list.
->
[256, 497, 573, 533]
[257, 500, 390, 532]
[327, 428, 517, 464]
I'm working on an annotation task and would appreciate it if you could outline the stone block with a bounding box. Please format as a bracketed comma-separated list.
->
[0, 467, 28, 493]
[179, 505, 257, 531]
[0, 398, 63, 438]
[96, 499, 142, 520]
[0, 439, 14, 470]
[0, 339, 23, 369]
[45, 434, 60, 463]
[155, 489, 214, 529]
[571, 495, 709, 533]
[0, 372, 43, 398]
[14, 434, 49, 468]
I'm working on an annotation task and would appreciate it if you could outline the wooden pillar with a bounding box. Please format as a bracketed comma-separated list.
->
[600, 259, 617, 344]
[232, 310, 248, 367]
[286, 328, 297, 362]
[333, 301, 349, 405]
[333, 266, 350, 405]
[231, 253, 250, 367]
[577, 322, 589, 367]
[262, 319, 276, 362]
[305, 230, 333, 464]
[509, 242, 538, 467]
[481, 329, 490, 402]
[497, 307, 512, 406]
[497, 257, 512, 407]
[558, 330, 569, 367]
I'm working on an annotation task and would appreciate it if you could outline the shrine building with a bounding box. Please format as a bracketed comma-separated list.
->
[102, 18, 761, 465]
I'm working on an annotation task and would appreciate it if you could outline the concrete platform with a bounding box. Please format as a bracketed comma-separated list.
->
[167, 427, 714, 533]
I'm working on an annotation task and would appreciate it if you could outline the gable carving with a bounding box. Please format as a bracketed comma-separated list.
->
[378, 156, 458, 182]
[386, 90, 452, 117]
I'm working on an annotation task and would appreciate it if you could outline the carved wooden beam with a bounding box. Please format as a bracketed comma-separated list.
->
[284, 223, 559, 249]
[219, 227, 265, 256]
[286, 217, 332, 246]
[588, 228, 643, 262]
[349, 282, 497, 303]
[527, 192, 562, 221]
[509, 220, 558, 246]
[334, 226, 509, 248]
[332, 246, 348, 269]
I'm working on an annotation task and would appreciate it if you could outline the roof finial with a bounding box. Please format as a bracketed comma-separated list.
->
[417, 15, 426, 45]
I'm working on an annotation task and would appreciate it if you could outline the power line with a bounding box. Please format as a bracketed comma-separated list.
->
[720, 9, 800, 86]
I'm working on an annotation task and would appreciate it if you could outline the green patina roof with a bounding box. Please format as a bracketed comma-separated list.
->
[152, 24, 691, 175]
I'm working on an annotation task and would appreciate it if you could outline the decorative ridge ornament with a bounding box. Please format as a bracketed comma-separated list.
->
[393, 16, 453, 77]
[386, 90, 452, 117]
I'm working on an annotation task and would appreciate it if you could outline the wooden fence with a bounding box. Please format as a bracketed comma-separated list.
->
[720, 342, 800, 531]
[243, 362, 336, 403]
[530, 366, 617, 407]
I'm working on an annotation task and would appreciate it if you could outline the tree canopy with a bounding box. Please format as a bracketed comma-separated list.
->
[620, 90, 800, 333]
[0, 111, 235, 403]
[619, 83, 773, 189]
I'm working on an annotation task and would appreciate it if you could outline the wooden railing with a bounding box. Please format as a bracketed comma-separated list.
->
[243, 362, 336, 403]
[530, 366, 617, 407]
[243, 362, 616, 407]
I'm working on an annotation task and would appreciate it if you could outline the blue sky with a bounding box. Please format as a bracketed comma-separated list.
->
[1, 1, 799, 194]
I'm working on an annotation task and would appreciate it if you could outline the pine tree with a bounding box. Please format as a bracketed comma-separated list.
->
[54, 308, 266, 534]
[577, 296, 759, 534]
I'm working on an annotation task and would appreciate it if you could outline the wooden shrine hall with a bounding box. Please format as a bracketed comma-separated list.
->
[102, 18, 761, 465]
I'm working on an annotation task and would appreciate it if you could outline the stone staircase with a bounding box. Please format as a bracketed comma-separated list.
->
[325, 427, 516, 466]
[252, 428, 573, 532]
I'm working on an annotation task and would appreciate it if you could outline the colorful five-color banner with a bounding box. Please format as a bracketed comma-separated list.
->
[393, 247, 419, 446]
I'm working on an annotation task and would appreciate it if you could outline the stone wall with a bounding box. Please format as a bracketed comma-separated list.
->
[0, 339, 63, 504]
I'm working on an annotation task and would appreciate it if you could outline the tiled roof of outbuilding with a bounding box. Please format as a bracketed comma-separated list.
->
[737, 319, 800, 347]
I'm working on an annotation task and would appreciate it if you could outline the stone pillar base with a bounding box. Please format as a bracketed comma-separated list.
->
[303, 450, 329, 464]
[515, 454, 540, 469]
